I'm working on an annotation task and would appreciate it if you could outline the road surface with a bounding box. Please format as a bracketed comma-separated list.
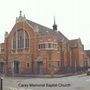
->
[2, 74, 90, 90]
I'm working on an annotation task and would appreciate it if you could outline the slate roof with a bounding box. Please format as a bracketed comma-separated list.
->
[27, 19, 68, 42]
[69, 39, 79, 48]
[85, 50, 90, 55]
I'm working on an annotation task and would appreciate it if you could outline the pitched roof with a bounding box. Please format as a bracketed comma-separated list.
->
[27, 19, 68, 42]
[69, 39, 79, 48]
[85, 50, 90, 55]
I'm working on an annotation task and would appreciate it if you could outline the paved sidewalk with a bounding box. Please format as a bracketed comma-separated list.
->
[1, 72, 85, 78]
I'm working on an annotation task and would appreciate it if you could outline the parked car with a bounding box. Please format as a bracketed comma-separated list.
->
[87, 68, 90, 75]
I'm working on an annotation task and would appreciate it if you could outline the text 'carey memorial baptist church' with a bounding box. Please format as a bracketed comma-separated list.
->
[0, 11, 89, 75]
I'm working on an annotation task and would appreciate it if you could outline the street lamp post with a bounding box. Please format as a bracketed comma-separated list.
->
[0, 77, 3, 90]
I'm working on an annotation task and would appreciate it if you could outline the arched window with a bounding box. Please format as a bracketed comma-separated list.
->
[12, 29, 29, 50]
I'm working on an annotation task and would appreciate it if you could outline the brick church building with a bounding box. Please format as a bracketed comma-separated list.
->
[0, 11, 87, 75]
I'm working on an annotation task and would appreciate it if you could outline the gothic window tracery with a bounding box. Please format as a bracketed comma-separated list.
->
[12, 29, 29, 51]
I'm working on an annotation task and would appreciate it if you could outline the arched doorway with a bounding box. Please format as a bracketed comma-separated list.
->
[12, 61, 20, 74]
[0, 62, 4, 73]
[37, 61, 44, 74]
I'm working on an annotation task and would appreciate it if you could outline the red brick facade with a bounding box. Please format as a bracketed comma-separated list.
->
[85, 50, 90, 68]
[0, 12, 86, 75]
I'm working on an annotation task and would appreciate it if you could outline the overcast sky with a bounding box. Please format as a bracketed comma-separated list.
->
[0, 0, 90, 50]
